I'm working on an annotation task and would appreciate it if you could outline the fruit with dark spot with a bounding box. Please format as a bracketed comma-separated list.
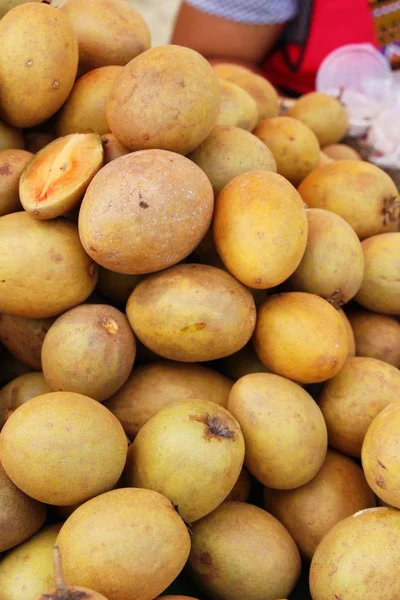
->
[101, 134, 130, 164]
[0, 391, 128, 505]
[264, 449, 375, 560]
[41, 304, 136, 402]
[0, 149, 32, 215]
[0, 212, 97, 318]
[188, 501, 301, 600]
[0, 313, 54, 369]
[346, 307, 400, 367]
[216, 80, 258, 131]
[310, 507, 400, 600]
[124, 399, 245, 522]
[254, 292, 349, 384]
[0, 117, 24, 151]
[213, 171, 307, 289]
[56, 488, 190, 600]
[228, 373, 327, 489]
[319, 356, 400, 457]
[126, 264, 256, 362]
[20, 133, 104, 219]
[104, 360, 233, 438]
[0, 3, 78, 127]
[0, 372, 52, 429]
[362, 403, 400, 508]
[288, 208, 364, 305]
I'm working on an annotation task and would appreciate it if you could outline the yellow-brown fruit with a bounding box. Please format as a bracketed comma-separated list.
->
[188, 501, 301, 600]
[310, 507, 400, 600]
[41, 304, 136, 402]
[20, 133, 104, 219]
[188, 125, 276, 195]
[60, 0, 150, 74]
[347, 307, 400, 367]
[216, 343, 271, 380]
[0, 524, 60, 600]
[0, 457, 46, 551]
[213, 171, 307, 289]
[288, 208, 364, 306]
[338, 309, 356, 357]
[0, 212, 97, 318]
[214, 63, 279, 122]
[104, 360, 233, 438]
[96, 268, 141, 305]
[79, 150, 213, 274]
[0, 314, 54, 370]
[125, 399, 245, 523]
[362, 404, 400, 508]
[264, 449, 375, 560]
[107, 45, 220, 154]
[298, 161, 399, 239]
[254, 292, 349, 384]
[57, 488, 191, 600]
[57, 66, 123, 136]
[126, 264, 256, 362]
[0, 118, 24, 150]
[319, 356, 400, 457]
[254, 116, 320, 185]
[323, 143, 362, 160]
[101, 133, 130, 164]
[0, 3, 78, 127]
[0, 149, 32, 216]
[228, 373, 327, 489]
[0, 372, 52, 429]
[24, 132, 55, 155]
[216, 79, 258, 131]
[287, 92, 349, 146]
[0, 0, 41, 18]
[225, 467, 252, 502]
[355, 232, 400, 314]
[317, 151, 334, 167]
[0, 391, 128, 505]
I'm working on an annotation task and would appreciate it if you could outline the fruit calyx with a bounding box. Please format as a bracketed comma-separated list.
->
[40, 546, 88, 600]
[326, 289, 345, 310]
[382, 195, 400, 226]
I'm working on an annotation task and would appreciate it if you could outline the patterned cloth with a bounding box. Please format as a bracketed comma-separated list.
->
[186, 0, 299, 24]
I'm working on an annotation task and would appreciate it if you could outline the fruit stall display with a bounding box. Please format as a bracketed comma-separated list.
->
[0, 1, 399, 600]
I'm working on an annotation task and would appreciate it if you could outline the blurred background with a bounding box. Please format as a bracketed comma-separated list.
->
[128, 0, 180, 46]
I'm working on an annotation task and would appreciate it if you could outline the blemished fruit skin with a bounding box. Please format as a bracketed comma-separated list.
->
[124, 399, 245, 523]
[56, 488, 191, 600]
[309, 507, 400, 600]
[0, 3, 78, 128]
[0, 149, 33, 216]
[188, 501, 301, 600]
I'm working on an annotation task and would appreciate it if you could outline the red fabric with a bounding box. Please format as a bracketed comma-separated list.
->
[264, 0, 379, 95]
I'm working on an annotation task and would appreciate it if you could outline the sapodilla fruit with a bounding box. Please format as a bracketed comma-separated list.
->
[0, 313, 54, 370]
[346, 307, 400, 368]
[0, 372, 52, 429]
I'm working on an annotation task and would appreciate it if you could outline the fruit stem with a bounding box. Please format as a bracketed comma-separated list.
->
[53, 546, 69, 600]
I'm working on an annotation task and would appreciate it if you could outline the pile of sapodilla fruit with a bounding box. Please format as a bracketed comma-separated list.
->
[0, 1, 399, 600]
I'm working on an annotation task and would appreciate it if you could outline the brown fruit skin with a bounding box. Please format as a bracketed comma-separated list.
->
[96, 268, 141, 305]
[287, 92, 349, 146]
[79, 150, 214, 275]
[228, 373, 327, 489]
[288, 208, 365, 306]
[125, 399, 245, 523]
[0, 212, 97, 318]
[0, 458, 46, 552]
[0, 372, 52, 429]
[41, 304, 136, 402]
[0, 391, 128, 506]
[0, 118, 24, 150]
[214, 63, 279, 122]
[0, 314, 54, 370]
[355, 233, 400, 314]
[225, 467, 252, 502]
[264, 449, 376, 560]
[213, 171, 308, 289]
[38, 587, 109, 600]
[101, 133, 130, 164]
[323, 143, 362, 161]
[0, 3, 78, 128]
[319, 356, 400, 458]
[298, 161, 399, 240]
[338, 309, 356, 357]
[254, 116, 320, 185]
[56, 66, 123, 136]
[107, 46, 220, 155]
[216, 80, 259, 131]
[362, 403, 400, 508]
[104, 360, 233, 438]
[347, 306, 400, 367]
[188, 125, 276, 196]
[254, 293, 349, 384]
[126, 264, 256, 362]
[310, 507, 400, 600]
[57, 488, 191, 600]
[0, 149, 33, 216]
[188, 501, 301, 600]
[60, 0, 151, 74]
